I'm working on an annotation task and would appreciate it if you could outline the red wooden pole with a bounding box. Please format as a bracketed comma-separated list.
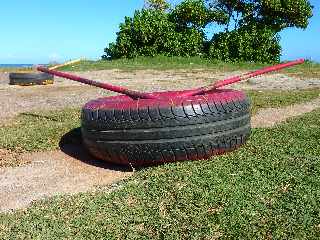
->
[180, 59, 305, 97]
[37, 66, 157, 99]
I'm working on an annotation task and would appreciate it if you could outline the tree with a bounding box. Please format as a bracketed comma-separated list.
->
[203, 0, 312, 63]
[144, 0, 170, 11]
[255, 0, 313, 30]
[170, 0, 228, 29]
[206, 0, 313, 32]
[103, 0, 313, 62]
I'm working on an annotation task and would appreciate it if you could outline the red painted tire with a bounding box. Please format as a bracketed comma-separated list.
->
[81, 89, 251, 167]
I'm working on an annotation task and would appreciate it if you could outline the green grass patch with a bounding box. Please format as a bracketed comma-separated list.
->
[58, 56, 320, 79]
[0, 108, 80, 153]
[59, 56, 268, 72]
[247, 89, 320, 114]
[1, 106, 320, 239]
[284, 60, 320, 79]
[0, 89, 319, 157]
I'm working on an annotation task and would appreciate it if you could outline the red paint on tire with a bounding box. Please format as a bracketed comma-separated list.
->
[84, 89, 246, 111]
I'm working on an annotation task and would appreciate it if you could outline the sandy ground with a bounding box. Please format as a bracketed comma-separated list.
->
[0, 145, 132, 213]
[0, 69, 320, 213]
[252, 97, 320, 128]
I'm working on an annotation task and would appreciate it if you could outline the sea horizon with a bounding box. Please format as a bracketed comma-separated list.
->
[0, 64, 34, 68]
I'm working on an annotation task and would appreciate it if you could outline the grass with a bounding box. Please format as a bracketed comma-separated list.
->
[0, 108, 80, 153]
[1, 107, 320, 239]
[0, 89, 319, 160]
[1, 57, 319, 79]
[58, 56, 320, 79]
[284, 60, 320, 79]
[59, 56, 268, 72]
[248, 88, 320, 114]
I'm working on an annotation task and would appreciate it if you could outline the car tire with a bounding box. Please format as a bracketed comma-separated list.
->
[81, 89, 251, 167]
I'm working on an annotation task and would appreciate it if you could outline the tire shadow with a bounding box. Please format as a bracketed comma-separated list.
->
[59, 128, 132, 172]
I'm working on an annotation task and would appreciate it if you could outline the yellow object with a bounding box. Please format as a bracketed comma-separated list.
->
[14, 69, 34, 73]
[15, 79, 54, 86]
[49, 58, 83, 70]
[42, 79, 54, 85]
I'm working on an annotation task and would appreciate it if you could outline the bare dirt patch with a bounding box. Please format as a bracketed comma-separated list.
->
[0, 144, 132, 213]
[252, 97, 320, 128]
[0, 149, 28, 168]
[0, 72, 8, 84]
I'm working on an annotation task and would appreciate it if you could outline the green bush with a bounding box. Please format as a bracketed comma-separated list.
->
[208, 24, 281, 63]
[103, 0, 309, 63]
[103, 9, 204, 59]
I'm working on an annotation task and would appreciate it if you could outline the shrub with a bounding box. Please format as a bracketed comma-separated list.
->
[208, 24, 281, 63]
[102, 9, 204, 59]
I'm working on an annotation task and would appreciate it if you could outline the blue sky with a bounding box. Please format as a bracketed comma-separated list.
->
[0, 0, 319, 64]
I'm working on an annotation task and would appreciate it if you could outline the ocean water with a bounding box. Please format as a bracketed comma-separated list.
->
[0, 64, 33, 68]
